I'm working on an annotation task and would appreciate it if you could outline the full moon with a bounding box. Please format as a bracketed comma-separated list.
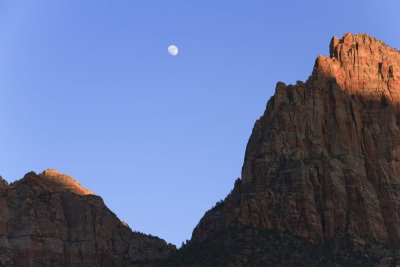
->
[168, 45, 179, 56]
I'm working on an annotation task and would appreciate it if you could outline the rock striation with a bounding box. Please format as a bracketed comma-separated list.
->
[187, 33, 400, 265]
[0, 169, 175, 267]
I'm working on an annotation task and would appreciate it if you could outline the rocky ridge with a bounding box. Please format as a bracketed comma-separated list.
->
[0, 169, 175, 267]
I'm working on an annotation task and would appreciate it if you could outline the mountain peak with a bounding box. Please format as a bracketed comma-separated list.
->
[184, 33, 400, 266]
[0, 169, 174, 266]
[38, 168, 94, 195]
[15, 168, 94, 195]
[311, 33, 400, 103]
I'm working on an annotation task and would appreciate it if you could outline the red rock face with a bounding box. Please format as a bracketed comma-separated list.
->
[0, 169, 175, 267]
[318, 33, 400, 101]
[192, 33, 400, 250]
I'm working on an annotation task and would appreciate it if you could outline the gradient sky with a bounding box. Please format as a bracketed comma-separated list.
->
[1, 1, 399, 246]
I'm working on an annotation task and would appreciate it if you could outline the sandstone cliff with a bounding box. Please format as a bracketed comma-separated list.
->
[0, 169, 175, 267]
[182, 33, 400, 266]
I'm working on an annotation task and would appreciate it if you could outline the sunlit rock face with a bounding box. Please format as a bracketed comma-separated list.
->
[317, 33, 400, 101]
[0, 169, 175, 267]
[191, 33, 400, 261]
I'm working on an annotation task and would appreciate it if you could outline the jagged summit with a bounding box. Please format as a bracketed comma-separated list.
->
[311, 33, 400, 102]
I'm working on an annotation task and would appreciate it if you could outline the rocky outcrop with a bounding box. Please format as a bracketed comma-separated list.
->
[0, 169, 175, 267]
[190, 33, 400, 265]
[0, 176, 7, 189]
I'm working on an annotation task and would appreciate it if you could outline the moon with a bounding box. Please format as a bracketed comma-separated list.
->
[168, 45, 179, 56]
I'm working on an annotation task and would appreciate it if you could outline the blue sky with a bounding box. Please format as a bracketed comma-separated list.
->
[1, 1, 399, 246]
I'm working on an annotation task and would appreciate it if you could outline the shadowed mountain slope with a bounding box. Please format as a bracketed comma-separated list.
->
[0, 169, 175, 267]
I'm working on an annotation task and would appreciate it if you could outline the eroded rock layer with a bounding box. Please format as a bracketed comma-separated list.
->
[192, 33, 400, 261]
[0, 169, 175, 267]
